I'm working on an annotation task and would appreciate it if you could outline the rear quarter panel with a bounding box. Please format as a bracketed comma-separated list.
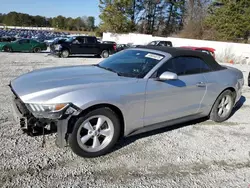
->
[201, 68, 239, 115]
[37, 42, 47, 51]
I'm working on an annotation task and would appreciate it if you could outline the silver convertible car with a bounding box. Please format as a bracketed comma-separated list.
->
[10, 46, 244, 158]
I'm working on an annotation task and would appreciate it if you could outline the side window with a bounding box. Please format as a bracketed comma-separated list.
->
[86, 37, 96, 44]
[156, 56, 211, 77]
[72, 38, 82, 44]
[174, 57, 211, 75]
[158, 41, 165, 46]
[184, 57, 211, 74]
[19, 39, 29, 44]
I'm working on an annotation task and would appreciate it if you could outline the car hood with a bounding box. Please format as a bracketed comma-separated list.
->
[10, 65, 134, 103]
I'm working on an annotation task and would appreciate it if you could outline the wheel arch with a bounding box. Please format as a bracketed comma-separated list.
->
[67, 103, 125, 138]
[3, 44, 12, 50]
[32, 45, 41, 52]
[209, 86, 236, 114]
[61, 46, 71, 53]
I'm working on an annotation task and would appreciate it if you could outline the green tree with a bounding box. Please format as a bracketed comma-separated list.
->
[0, 13, 3, 23]
[0, 11, 97, 31]
[65, 17, 74, 30]
[87, 16, 95, 31]
[99, 0, 187, 35]
[205, 0, 250, 42]
[52, 15, 66, 29]
[99, 0, 135, 33]
[3, 12, 19, 26]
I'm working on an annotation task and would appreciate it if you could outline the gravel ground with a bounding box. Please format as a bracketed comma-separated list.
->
[0, 52, 249, 188]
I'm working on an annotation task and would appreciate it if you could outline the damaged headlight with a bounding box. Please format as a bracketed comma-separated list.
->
[54, 44, 62, 50]
[26, 103, 80, 119]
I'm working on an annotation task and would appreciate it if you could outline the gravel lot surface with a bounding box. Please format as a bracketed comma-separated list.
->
[0, 52, 249, 188]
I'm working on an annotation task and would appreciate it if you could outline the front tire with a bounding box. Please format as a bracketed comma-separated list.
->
[61, 49, 70, 58]
[210, 90, 235, 122]
[68, 108, 121, 158]
[3, 46, 12, 52]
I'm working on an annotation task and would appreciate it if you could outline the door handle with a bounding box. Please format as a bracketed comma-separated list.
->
[196, 82, 206, 87]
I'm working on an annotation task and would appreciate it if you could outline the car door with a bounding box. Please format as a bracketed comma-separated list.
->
[70, 37, 83, 54]
[82, 37, 99, 54]
[144, 56, 211, 126]
[13, 39, 32, 51]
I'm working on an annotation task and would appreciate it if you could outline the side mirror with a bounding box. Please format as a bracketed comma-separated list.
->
[157, 71, 178, 81]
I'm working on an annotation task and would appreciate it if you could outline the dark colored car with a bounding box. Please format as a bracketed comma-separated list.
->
[147, 40, 173, 47]
[116, 44, 130, 52]
[52, 36, 117, 58]
[102, 41, 117, 45]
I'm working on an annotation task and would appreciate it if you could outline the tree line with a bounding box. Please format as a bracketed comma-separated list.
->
[98, 0, 250, 43]
[0, 12, 96, 31]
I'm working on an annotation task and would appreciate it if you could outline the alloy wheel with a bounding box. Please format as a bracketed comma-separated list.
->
[76, 115, 115, 152]
[62, 50, 69, 58]
[217, 95, 233, 118]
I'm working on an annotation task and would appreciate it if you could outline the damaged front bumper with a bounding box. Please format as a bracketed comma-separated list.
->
[10, 87, 81, 148]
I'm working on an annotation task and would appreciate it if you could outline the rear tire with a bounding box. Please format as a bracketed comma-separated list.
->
[101, 50, 109, 58]
[68, 107, 121, 158]
[61, 49, 69, 58]
[33, 47, 41, 53]
[210, 90, 235, 122]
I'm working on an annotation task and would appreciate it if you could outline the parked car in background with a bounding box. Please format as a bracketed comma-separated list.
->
[180, 46, 216, 59]
[51, 36, 117, 58]
[147, 40, 173, 47]
[0, 28, 69, 42]
[116, 44, 130, 52]
[0, 38, 47, 52]
[0, 36, 17, 42]
[10, 46, 244, 158]
[44, 37, 69, 46]
[102, 41, 117, 45]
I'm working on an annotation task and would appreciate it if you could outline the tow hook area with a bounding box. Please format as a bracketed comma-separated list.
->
[19, 116, 56, 138]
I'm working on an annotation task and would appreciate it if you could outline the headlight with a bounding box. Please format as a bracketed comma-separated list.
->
[26, 103, 79, 119]
[55, 44, 61, 50]
[28, 103, 68, 112]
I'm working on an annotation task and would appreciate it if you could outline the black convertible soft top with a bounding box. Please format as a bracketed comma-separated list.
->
[136, 45, 225, 71]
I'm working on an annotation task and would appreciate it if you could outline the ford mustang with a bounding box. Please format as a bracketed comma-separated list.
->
[9, 46, 244, 158]
[0, 39, 47, 53]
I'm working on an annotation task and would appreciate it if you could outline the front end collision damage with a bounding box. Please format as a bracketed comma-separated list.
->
[10, 84, 82, 147]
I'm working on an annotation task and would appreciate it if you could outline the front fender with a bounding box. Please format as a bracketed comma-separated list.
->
[0, 44, 7, 51]
[46, 81, 146, 136]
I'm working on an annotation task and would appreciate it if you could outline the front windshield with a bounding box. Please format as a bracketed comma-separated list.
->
[65, 37, 75, 42]
[98, 49, 165, 78]
[148, 41, 158, 45]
